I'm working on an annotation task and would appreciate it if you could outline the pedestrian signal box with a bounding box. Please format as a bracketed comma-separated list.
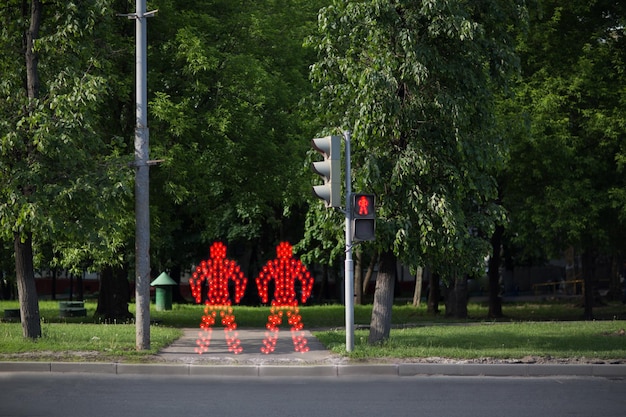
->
[352, 193, 375, 241]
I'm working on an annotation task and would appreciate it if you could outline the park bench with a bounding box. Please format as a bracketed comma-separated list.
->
[3, 308, 21, 322]
[58, 301, 87, 318]
[532, 279, 584, 296]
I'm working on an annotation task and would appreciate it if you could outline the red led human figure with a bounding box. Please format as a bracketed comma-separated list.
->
[189, 242, 247, 354]
[256, 241, 314, 354]
[357, 195, 370, 215]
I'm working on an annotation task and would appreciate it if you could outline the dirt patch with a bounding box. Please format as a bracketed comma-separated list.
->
[601, 328, 626, 337]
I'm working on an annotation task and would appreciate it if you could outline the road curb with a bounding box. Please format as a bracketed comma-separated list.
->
[1, 361, 625, 378]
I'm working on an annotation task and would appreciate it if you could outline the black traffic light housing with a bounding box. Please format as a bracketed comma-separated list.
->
[352, 193, 375, 241]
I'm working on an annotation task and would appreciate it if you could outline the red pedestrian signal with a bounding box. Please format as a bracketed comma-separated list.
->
[356, 194, 371, 215]
[352, 193, 375, 241]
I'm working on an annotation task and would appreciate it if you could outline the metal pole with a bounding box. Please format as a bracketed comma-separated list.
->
[135, 0, 150, 350]
[344, 131, 354, 352]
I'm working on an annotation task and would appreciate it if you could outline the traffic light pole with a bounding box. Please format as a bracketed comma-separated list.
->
[343, 131, 354, 352]
[311, 130, 354, 352]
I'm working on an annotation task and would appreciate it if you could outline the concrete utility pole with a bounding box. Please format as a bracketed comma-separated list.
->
[121, 1, 157, 350]
[343, 131, 354, 352]
[134, 1, 157, 351]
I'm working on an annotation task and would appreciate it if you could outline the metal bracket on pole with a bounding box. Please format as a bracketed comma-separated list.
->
[344, 130, 354, 352]
[117, 9, 158, 19]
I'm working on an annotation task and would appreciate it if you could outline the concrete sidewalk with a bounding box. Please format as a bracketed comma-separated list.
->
[156, 327, 345, 366]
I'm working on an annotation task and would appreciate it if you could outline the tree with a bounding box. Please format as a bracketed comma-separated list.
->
[309, 0, 523, 343]
[0, 0, 131, 336]
[504, 0, 626, 319]
[146, 0, 328, 283]
[85, 0, 136, 322]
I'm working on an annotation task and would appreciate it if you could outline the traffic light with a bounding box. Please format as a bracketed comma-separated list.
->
[352, 193, 375, 241]
[311, 135, 341, 207]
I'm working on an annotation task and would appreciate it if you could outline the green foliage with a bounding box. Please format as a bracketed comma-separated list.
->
[0, 0, 134, 272]
[504, 0, 626, 258]
[307, 0, 524, 276]
[147, 0, 328, 270]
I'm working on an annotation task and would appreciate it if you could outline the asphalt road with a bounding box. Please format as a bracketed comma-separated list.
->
[1, 373, 624, 417]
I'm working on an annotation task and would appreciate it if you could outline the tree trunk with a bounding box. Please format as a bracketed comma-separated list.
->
[581, 249, 595, 320]
[354, 250, 363, 305]
[238, 244, 255, 304]
[609, 256, 622, 301]
[169, 264, 187, 303]
[368, 250, 396, 344]
[427, 272, 440, 315]
[24, 0, 42, 101]
[0, 271, 6, 300]
[51, 269, 57, 300]
[488, 224, 504, 318]
[412, 266, 423, 307]
[445, 275, 468, 319]
[77, 272, 84, 301]
[14, 0, 43, 339]
[95, 265, 133, 322]
[14, 232, 41, 338]
[68, 273, 74, 301]
[316, 264, 328, 302]
[362, 251, 377, 298]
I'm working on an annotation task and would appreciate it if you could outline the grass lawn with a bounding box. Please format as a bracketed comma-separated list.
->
[1, 299, 625, 362]
[316, 321, 626, 361]
[0, 322, 181, 362]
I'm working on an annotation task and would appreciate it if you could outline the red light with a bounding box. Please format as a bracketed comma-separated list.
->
[190, 242, 247, 354]
[357, 195, 370, 215]
[190, 240, 314, 355]
[255, 241, 313, 354]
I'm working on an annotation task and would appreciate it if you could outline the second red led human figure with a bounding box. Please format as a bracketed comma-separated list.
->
[256, 242, 314, 354]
